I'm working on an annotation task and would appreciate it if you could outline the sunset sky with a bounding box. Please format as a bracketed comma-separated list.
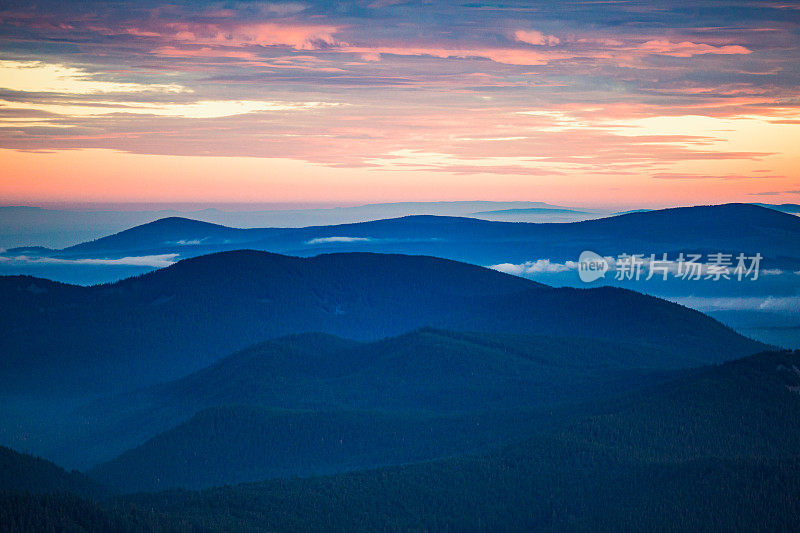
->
[0, 0, 798, 207]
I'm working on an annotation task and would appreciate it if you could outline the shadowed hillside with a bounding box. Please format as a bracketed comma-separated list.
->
[80, 328, 681, 484]
[88, 406, 547, 493]
[4, 350, 800, 531]
[117, 349, 800, 532]
[0, 447, 104, 499]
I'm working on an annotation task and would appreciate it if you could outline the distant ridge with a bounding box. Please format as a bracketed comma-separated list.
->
[472, 208, 589, 215]
[751, 202, 800, 214]
[2, 203, 794, 272]
[0, 200, 588, 249]
[63, 216, 274, 255]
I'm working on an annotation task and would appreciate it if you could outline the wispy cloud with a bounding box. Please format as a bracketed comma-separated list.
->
[0, 61, 187, 94]
[135, 20, 342, 50]
[0, 254, 179, 267]
[514, 30, 560, 46]
[0, 98, 341, 119]
[306, 236, 372, 244]
[491, 259, 578, 275]
[636, 40, 751, 57]
[670, 295, 800, 312]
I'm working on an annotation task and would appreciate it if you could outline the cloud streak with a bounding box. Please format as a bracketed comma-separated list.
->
[306, 236, 372, 244]
[491, 259, 577, 275]
[0, 254, 179, 267]
[669, 296, 800, 312]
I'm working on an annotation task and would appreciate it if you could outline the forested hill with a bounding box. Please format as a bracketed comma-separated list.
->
[119, 349, 800, 531]
[0, 250, 765, 395]
[82, 328, 686, 489]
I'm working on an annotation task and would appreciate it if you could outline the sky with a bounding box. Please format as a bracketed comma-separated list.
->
[0, 0, 799, 207]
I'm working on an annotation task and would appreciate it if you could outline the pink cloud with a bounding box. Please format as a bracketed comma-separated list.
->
[0, 99, 782, 176]
[158, 21, 341, 50]
[514, 30, 560, 46]
[638, 40, 752, 57]
[96, 19, 342, 51]
[339, 45, 554, 65]
[335, 35, 752, 67]
[152, 46, 259, 59]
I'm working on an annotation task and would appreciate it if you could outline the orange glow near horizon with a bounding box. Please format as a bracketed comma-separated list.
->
[1, 147, 797, 209]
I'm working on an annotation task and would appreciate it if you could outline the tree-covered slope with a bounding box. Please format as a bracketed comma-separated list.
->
[0, 492, 201, 533]
[0, 447, 104, 499]
[70, 329, 681, 471]
[120, 349, 800, 532]
[88, 406, 548, 493]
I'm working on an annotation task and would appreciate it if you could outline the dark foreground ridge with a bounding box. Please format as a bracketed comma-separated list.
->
[2, 349, 799, 532]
